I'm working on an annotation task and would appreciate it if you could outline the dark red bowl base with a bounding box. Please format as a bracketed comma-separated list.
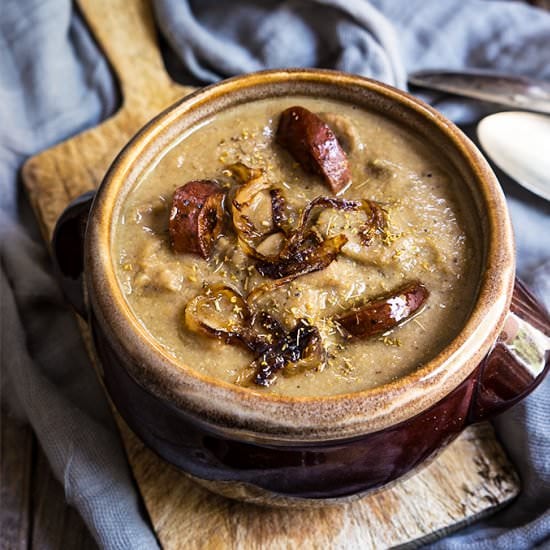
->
[89, 278, 549, 501]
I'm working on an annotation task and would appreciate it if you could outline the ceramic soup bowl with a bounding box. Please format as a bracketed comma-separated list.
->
[52, 70, 550, 506]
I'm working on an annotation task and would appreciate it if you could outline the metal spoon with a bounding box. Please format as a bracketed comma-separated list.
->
[409, 70, 550, 114]
[477, 111, 550, 201]
[408, 70, 550, 200]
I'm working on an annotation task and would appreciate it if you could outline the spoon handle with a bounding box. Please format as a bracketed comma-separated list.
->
[409, 69, 550, 114]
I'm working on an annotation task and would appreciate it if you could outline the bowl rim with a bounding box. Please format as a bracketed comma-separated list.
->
[86, 68, 515, 442]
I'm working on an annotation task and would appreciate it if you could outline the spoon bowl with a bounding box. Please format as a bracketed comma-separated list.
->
[477, 111, 550, 201]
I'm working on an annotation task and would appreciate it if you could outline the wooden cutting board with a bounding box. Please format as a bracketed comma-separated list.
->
[22, 0, 520, 547]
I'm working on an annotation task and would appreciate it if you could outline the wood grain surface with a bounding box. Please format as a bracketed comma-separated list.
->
[22, 0, 194, 245]
[19, 0, 521, 548]
[118, 420, 519, 549]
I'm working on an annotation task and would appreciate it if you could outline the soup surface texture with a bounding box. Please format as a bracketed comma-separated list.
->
[114, 96, 481, 397]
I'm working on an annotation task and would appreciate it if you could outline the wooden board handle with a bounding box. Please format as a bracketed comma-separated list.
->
[77, 0, 183, 109]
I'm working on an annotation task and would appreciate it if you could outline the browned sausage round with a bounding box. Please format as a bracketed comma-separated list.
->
[276, 106, 351, 194]
[336, 282, 429, 338]
[169, 180, 225, 258]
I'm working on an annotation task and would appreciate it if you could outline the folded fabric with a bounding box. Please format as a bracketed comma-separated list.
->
[0, 1, 158, 548]
[1, 0, 549, 548]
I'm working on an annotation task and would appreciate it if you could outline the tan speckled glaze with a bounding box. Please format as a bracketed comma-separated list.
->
[86, 70, 515, 444]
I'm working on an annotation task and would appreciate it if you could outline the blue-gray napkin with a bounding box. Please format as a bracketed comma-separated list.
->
[1, 0, 549, 548]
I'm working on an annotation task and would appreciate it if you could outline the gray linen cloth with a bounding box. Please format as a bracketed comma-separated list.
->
[1, 0, 548, 548]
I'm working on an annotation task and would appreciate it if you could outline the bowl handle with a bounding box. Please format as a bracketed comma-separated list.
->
[469, 278, 550, 422]
[51, 191, 96, 319]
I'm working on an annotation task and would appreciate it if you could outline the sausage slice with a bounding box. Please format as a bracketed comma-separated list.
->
[169, 180, 225, 258]
[336, 282, 429, 338]
[276, 106, 351, 194]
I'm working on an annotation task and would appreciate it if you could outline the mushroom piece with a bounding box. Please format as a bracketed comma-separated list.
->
[232, 172, 274, 242]
[336, 282, 429, 338]
[276, 106, 351, 194]
[169, 180, 226, 258]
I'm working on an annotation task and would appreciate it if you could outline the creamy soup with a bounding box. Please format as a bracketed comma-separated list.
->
[114, 96, 481, 397]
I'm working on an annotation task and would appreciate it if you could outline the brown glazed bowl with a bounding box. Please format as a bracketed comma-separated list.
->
[52, 69, 550, 506]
